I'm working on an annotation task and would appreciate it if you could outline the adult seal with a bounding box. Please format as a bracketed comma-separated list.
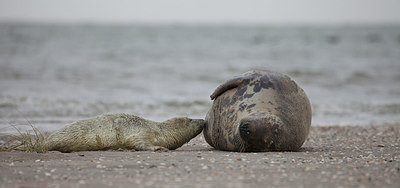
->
[203, 70, 311, 152]
[47, 113, 205, 152]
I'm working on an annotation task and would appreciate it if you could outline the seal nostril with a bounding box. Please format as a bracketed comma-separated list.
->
[239, 122, 252, 136]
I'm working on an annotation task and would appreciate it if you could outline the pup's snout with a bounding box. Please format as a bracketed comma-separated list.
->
[190, 119, 206, 127]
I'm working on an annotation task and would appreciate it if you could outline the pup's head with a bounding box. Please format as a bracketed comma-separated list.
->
[161, 117, 205, 149]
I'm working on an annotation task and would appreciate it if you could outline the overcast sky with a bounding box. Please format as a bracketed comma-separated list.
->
[1, 0, 399, 25]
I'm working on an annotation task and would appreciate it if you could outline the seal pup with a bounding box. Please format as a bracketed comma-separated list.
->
[47, 113, 205, 152]
[203, 70, 311, 152]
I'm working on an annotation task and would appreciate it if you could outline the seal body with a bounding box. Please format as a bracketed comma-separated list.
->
[47, 113, 204, 152]
[204, 70, 311, 152]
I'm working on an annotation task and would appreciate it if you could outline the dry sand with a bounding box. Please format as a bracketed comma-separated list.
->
[1, 124, 399, 188]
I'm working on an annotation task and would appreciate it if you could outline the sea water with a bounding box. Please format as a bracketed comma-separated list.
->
[0, 23, 399, 131]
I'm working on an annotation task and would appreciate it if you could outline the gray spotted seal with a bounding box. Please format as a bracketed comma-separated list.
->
[203, 70, 312, 152]
[47, 113, 205, 152]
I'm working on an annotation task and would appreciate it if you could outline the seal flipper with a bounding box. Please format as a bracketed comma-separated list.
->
[211, 77, 252, 100]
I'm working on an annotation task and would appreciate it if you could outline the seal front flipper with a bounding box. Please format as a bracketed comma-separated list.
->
[210, 75, 253, 100]
[139, 144, 169, 152]
[129, 140, 169, 152]
[152, 146, 169, 152]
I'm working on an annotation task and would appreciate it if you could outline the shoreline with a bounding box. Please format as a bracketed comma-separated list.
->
[1, 124, 399, 187]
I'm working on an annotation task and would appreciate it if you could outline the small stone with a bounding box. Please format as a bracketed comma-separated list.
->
[377, 144, 385, 147]
[96, 165, 106, 168]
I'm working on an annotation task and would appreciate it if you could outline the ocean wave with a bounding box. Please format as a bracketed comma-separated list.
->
[344, 71, 373, 84]
[1, 24, 400, 127]
[0, 95, 211, 121]
[349, 103, 400, 115]
[287, 69, 331, 78]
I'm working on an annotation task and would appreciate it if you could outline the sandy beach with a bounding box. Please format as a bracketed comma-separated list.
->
[0, 124, 399, 188]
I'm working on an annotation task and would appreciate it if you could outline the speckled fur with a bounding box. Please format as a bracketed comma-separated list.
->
[204, 70, 312, 152]
[47, 113, 204, 152]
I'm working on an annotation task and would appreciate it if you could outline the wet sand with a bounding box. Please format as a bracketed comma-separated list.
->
[1, 124, 399, 188]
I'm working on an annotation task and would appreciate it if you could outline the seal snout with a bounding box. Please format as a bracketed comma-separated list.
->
[238, 115, 280, 151]
[188, 119, 206, 134]
[189, 118, 205, 126]
[238, 117, 268, 139]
